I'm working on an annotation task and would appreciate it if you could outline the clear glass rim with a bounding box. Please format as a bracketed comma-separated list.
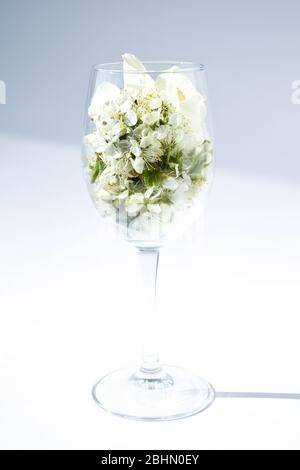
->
[94, 61, 204, 74]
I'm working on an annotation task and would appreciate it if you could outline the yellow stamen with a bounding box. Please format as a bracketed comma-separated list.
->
[177, 88, 186, 102]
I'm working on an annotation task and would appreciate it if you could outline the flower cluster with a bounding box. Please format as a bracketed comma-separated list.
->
[83, 54, 213, 239]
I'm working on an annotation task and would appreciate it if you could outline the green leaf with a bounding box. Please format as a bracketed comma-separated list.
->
[160, 139, 183, 172]
[89, 154, 105, 183]
[142, 168, 162, 188]
[160, 102, 170, 125]
[156, 190, 172, 204]
[186, 141, 212, 181]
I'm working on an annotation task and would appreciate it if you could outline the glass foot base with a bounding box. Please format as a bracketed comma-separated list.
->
[92, 365, 215, 421]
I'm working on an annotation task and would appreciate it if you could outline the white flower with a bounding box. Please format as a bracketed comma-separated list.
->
[140, 135, 153, 148]
[117, 190, 129, 200]
[124, 109, 137, 126]
[126, 188, 166, 218]
[174, 128, 185, 144]
[99, 167, 118, 188]
[97, 101, 118, 123]
[131, 156, 145, 174]
[122, 53, 155, 96]
[141, 110, 160, 125]
[126, 192, 145, 216]
[140, 133, 162, 162]
[130, 139, 141, 157]
[95, 117, 115, 134]
[171, 175, 191, 204]
[98, 188, 113, 201]
[169, 113, 183, 127]
[155, 66, 197, 108]
[147, 204, 161, 214]
[84, 133, 107, 152]
[156, 67, 209, 143]
[153, 125, 170, 140]
[144, 187, 154, 199]
[178, 133, 198, 152]
[105, 143, 122, 159]
[123, 53, 145, 71]
[118, 96, 132, 113]
[99, 166, 113, 183]
[111, 121, 123, 137]
[180, 94, 208, 142]
[163, 176, 179, 191]
[149, 97, 162, 110]
[88, 82, 120, 119]
[131, 126, 144, 142]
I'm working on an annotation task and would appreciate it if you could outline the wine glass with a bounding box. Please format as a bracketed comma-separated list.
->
[82, 54, 214, 421]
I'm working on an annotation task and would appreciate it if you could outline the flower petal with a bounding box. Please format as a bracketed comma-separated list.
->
[126, 192, 144, 216]
[144, 187, 154, 199]
[154, 125, 169, 140]
[119, 97, 132, 113]
[131, 156, 145, 174]
[122, 53, 155, 96]
[124, 109, 137, 126]
[163, 176, 179, 191]
[130, 140, 141, 157]
[155, 67, 197, 109]
[105, 143, 122, 159]
[147, 203, 161, 214]
[117, 190, 129, 200]
[98, 189, 112, 201]
[141, 110, 160, 125]
[149, 97, 162, 110]
[88, 82, 120, 119]
[140, 135, 153, 148]
[180, 94, 208, 142]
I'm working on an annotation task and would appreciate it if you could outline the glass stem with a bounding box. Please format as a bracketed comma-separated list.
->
[137, 248, 161, 373]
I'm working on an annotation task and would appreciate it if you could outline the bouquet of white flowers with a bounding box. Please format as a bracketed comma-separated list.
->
[83, 54, 213, 241]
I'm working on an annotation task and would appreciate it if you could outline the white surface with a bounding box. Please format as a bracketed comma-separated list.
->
[0, 134, 300, 449]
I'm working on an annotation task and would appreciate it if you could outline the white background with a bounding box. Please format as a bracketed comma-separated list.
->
[1, 135, 300, 449]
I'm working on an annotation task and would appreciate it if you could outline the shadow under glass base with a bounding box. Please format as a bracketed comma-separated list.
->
[92, 365, 215, 421]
